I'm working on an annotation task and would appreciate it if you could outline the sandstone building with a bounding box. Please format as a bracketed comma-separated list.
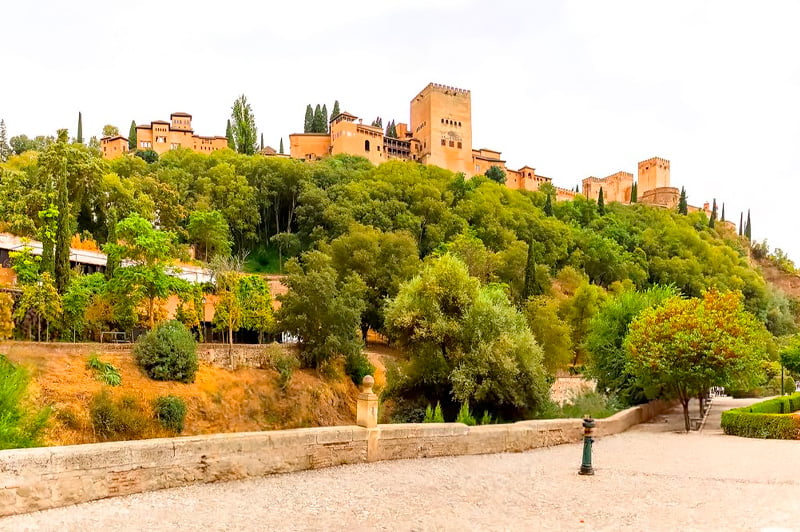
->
[100, 135, 130, 159]
[134, 112, 227, 157]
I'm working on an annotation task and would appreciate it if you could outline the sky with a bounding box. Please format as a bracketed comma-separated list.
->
[3, 0, 799, 260]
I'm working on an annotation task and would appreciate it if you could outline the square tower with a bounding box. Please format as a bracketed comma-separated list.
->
[637, 157, 670, 194]
[410, 83, 473, 175]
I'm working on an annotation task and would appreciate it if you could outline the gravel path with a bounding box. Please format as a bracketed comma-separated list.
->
[3, 398, 799, 531]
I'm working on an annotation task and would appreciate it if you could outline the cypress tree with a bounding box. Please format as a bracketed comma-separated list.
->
[597, 187, 605, 215]
[630, 182, 637, 203]
[128, 121, 137, 150]
[260, 133, 264, 151]
[304, 105, 314, 133]
[678, 187, 688, 215]
[522, 238, 542, 301]
[279, 137, 284, 154]
[313, 104, 323, 133]
[709, 199, 717, 228]
[54, 161, 71, 293]
[575, 184, 580, 193]
[543, 193, 553, 217]
[331, 100, 340, 119]
[226, 119, 235, 149]
[721, 203, 726, 222]
[0, 119, 10, 162]
[745, 210, 752, 241]
[322, 104, 328, 133]
[77, 112, 83, 144]
[105, 209, 118, 281]
[739, 212, 743, 236]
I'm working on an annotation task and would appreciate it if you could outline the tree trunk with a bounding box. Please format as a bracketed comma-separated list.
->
[37, 315, 41, 342]
[698, 393, 705, 416]
[149, 297, 155, 329]
[681, 397, 691, 432]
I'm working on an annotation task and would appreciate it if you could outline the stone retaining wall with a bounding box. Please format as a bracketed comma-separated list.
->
[0, 400, 671, 517]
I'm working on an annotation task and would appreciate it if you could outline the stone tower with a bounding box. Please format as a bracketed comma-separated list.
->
[637, 157, 670, 194]
[410, 83, 473, 175]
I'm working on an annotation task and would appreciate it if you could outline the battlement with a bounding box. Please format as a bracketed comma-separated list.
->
[415, 82, 471, 100]
[638, 157, 670, 167]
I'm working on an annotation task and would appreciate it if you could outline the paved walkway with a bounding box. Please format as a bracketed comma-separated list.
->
[3, 398, 799, 531]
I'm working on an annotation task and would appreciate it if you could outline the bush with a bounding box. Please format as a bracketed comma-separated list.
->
[86, 355, 121, 386]
[272, 351, 300, 390]
[423, 402, 445, 423]
[134, 320, 198, 383]
[0, 355, 49, 449]
[90, 390, 149, 441]
[721, 393, 800, 439]
[558, 391, 622, 419]
[455, 402, 476, 426]
[153, 395, 187, 433]
[344, 351, 375, 386]
[479, 410, 493, 425]
[764, 375, 796, 396]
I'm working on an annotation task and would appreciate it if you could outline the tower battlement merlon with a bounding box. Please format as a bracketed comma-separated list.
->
[415, 82, 471, 99]
[638, 156, 670, 166]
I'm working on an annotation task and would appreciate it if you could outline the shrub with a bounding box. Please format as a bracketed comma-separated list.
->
[764, 375, 796, 396]
[558, 391, 622, 419]
[423, 402, 445, 423]
[344, 351, 375, 386]
[456, 402, 476, 426]
[90, 390, 148, 441]
[86, 355, 121, 386]
[272, 351, 300, 390]
[0, 355, 49, 449]
[153, 395, 187, 433]
[134, 320, 198, 383]
[721, 393, 800, 439]
[479, 410, 493, 425]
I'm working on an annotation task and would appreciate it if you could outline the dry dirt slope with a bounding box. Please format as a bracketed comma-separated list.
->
[2, 342, 364, 446]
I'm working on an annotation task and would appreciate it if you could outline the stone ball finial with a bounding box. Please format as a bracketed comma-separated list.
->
[362, 375, 374, 393]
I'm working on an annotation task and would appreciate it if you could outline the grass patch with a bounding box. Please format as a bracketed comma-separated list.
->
[86, 354, 122, 386]
[540, 391, 622, 419]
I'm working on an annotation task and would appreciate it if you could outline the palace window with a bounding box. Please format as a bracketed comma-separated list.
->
[365, 140, 370, 152]
[441, 139, 446, 146]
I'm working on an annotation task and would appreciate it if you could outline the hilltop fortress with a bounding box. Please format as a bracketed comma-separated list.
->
[290, 82, 706, 212]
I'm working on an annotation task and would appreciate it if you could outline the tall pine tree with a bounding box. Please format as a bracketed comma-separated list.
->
[739, 212, 743, 236]
[76, 112, 83, 144]
[331, 100, 341, 119]
[597, 187, 605, 215]
[54, 159, 71, 293]
[630, 182, 637, 203]
[226, 119, 235, 149]
[0, 119, 11, 162]
[678, 186, 688, 214]
[543, 192, 553, 217]
[745, 210, 752, 241]
[522, 238, 542, 301]
[322, 104, 328, 133]
[260, 133, 264, 151]
[304, 105, 314, 133]
[128, 121, 137, 150]
[313, 104, 323, 133]
[279, 138, 284, 154]
[721, 203, 726, 222]
[709, 199, 717, 228]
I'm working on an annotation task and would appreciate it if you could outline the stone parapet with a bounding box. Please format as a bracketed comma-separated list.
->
[0, 400, 672, 517]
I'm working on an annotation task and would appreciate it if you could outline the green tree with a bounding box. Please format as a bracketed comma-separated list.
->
[524, 296, 573, 374]
[585, 286, 677, 406]
[0, 356, 49, 449]
[61, 272, 106, 341]
[37, 203, 57, 277]
[238, 274, 275, 343]
[543, 192, 553, 216]
[0, 119, 11, 162]
[260, 133, 264, 151]
[331, 100, 340, 120]
[322, 104, 329, 133]
[135, 149, 158, 163]
[9, 246, 40, 285]
[485, 165, 506, 184]
[678, 186, 688, 214]
[54, 156, 72, 293]
[225, 119, 234, 149]
[231, 95, 258, 155]
[128, 121, 137, 150]
[212, 270, 242, 347]
[630, 182, 637, 203]
[304, 105, 313, 133]
[560, 279, 607, 367]
[15, 272, 62, 341]
[105, 214, 179, 329]
[102, 125, 120, 138]
[597, 187, 605, 215]
[312, 104, 324, 133]
[187, 210, 231, 262]
[745, 209, 752, 240]
[279, 137, 284, 154]
[522, 238, 545, 300]
[709, 198, 717, 228]
[721, 203, 725, 222]
[739, 212, 743, 236]
[77, 112, 83, 144]
[781, 334, 800, 375]
[0, 293, 15, 340]
[626, 290, 769, 431]
[277, 250, 366, 369]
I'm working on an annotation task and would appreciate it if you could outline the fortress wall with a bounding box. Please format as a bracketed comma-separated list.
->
[0, 400, 672, 517]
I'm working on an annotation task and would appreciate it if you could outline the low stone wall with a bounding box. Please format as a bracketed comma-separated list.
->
[0, 400, 672, 517]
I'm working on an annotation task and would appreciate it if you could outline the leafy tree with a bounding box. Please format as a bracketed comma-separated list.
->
[522, 238, 545, 300]
[524, 296, 572, 374]
[279, 137, 284, 154]
[9, 134, 54, 155]
[597, 187, 605, 215]
[135, 149, 158, 163]
[304, 105, 314, 133]
[277, 250, 366, 369]
[61, 272, 106, 340]
[128, 121, 137, 149]
[630, 182, 637, 203]
[331, 100, 340, 119]
[105, 214, 179, 329]
[231, 95, 258, 155]
[560, 279, 607, 367]
[678, 186, 688, 214]
[9, 246, 40, 285]
[485, 165, 506, 184]
[77, 112, 83, 144]
[102, 125, 120, 138]
[54, 159, 71, 293]
[0, 119, 11, 162]
[543, 192, 553, 216]
[187, 210, 231, 261]
[15, 272, 62, 341]
[212, 270, 242, 346]
[626, 290, 769, 431]
[0, 293, 15, 340]
[585, 286, 677, 406]
[238, 274, 275, 343]
[781, 334, 800, 375]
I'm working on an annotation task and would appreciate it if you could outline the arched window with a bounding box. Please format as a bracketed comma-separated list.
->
[365, 140, 370, 152]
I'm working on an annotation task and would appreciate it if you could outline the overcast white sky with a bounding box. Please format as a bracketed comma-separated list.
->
[3, 0, 799, 259]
